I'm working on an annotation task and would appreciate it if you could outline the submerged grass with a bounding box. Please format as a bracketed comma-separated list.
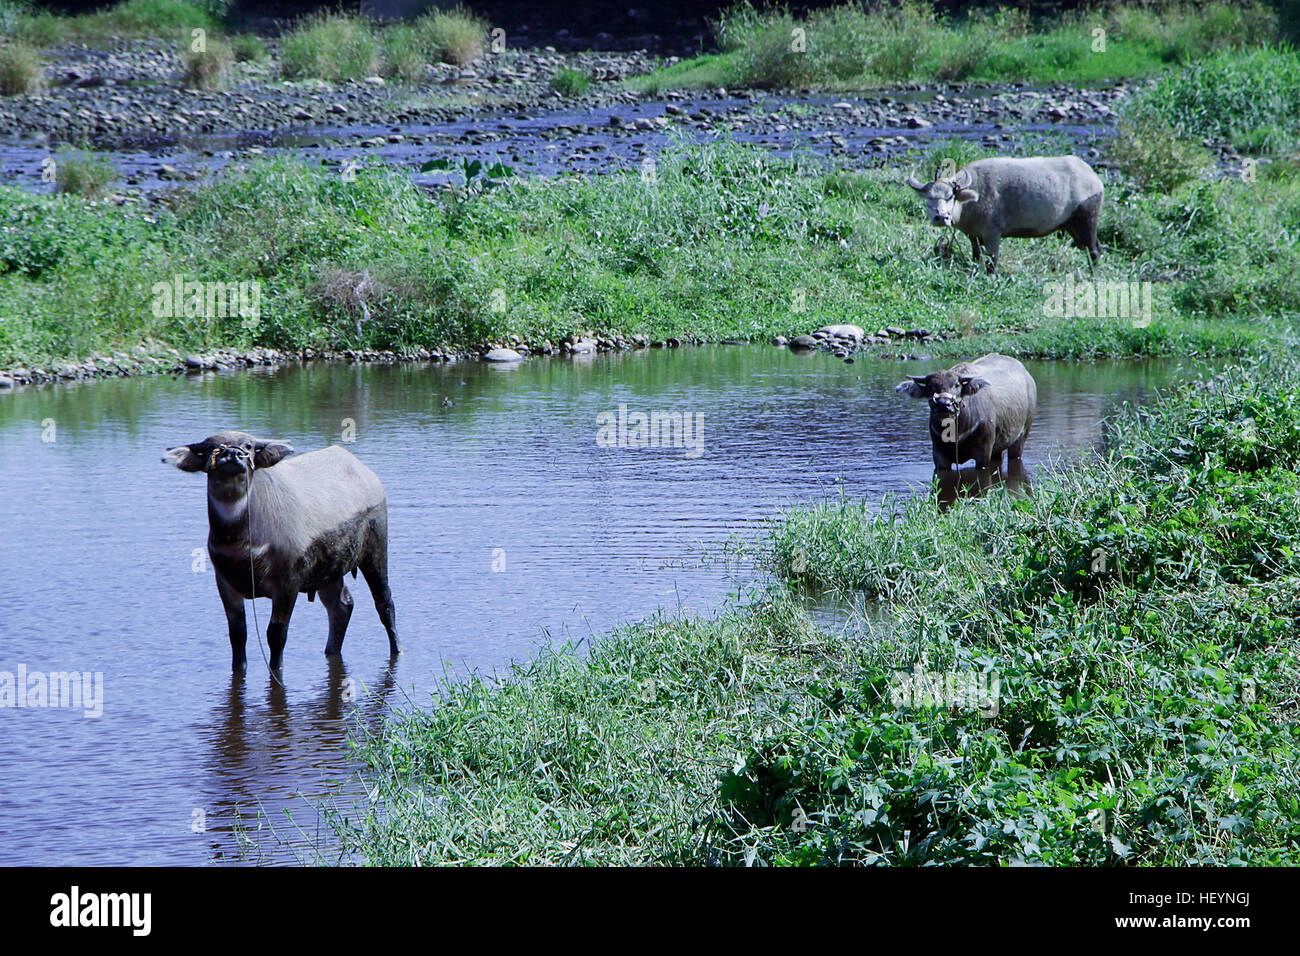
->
[340, 355, 1300, 865]
[2, 139, 1294, 371]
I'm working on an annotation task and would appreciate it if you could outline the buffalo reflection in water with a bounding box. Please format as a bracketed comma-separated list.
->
[934, 458, 1032, 512]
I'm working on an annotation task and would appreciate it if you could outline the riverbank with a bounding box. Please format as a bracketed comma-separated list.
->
[3, 136, 1294, 385]
[630, 1, 1292, 93]
[333, 348, 1300, 865]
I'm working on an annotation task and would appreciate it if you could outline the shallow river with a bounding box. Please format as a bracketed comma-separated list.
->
[0, 345, 1210, 864]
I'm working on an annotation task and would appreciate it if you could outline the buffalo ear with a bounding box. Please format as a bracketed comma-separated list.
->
[253, 440, 294, 469]
[163, 444, 207, 472]
[960, 376, 992, 395]
[895, 378, 928, 398]
[954, 187, 979, 203]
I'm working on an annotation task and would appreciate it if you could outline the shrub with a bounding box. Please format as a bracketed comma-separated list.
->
[181, 36, 232, 89]
[54, 149, 117, 199]
[280, 13, 381, 82]
[382, 23, 426, 81]
[1110, 109, 1213, 190]
[230, 33, 266, 63]
[0, 40, 43, 95]
[549, 68, 590, 96]
[1141, 46, 1300, 154]
[414, 5, 486, 66]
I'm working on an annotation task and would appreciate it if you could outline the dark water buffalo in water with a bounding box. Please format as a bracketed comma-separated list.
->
[164, 430, 399, 670]
[895, 354, 1037, 471]
[906, 156, 1104, 273]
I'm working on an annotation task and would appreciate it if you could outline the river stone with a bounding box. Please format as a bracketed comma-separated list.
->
[483, 348, 522, 362]
[0, 375, 13, 389]
[816, 324, 865, 342]
[570, 339, 597, 353]
[789, 335, 818, 350]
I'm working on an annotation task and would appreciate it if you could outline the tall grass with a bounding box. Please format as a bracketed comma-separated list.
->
[645, 0, 1283, 90]
[0, 39, 43, 94]
[413, 5, 486, 66]
[2, 139, 1294, 370]
[4, 0, 219, 45]
[1136, 46, 1300, 154]
[280, 12, 381, 82]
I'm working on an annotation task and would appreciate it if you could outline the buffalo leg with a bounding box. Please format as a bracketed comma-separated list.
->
[266, 591, 296, 670]
[969, 235, 982, 268]
[1009, 413, 1033, 459]
[984, 233, 1001, 274]
[320, 577, 354, 657]
[216, 571, 248, 672]
[360, 550, 401, 656]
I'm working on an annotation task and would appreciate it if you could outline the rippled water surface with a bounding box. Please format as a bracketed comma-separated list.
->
[0, 346, 1210, 864]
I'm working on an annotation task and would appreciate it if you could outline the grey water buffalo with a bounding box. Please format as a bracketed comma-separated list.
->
[164, 430, 399, 670]
[895, 353, 1037, 471]
[906, 156, 1104, 273]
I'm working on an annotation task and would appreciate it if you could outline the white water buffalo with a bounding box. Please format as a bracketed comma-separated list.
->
[895, 354, 1037, 471]
[164, 430, 400, 670]
[906, 156, 1103, 273]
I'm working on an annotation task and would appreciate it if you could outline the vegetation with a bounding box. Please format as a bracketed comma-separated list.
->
[333, 357, 1300, 864]
[413, 5, 486, 67]
[181, 35, 233, 90]
[631, 0, 1285, 92]
[550, 68, 591, 97]
[0, 37, 42, 94]
[280, 12, 382, 82]
[1134, 46, 1300, 155]
[2, 136, 1296, 371]
[1, 0, 220, 45]
[52, 148, 117, 199]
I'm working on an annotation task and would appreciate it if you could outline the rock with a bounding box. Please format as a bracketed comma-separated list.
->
[0, 375, 13, 389]
[816, 324, 865, 342]
[905, 116, 932, 129]
[570, 338, 597, 353]
[772, 335, 788, 346]
[184, 355, 206, 370]
[483, 348, 522, 362]
[789, 335, 818, 350]
[886, 326, 906, 337]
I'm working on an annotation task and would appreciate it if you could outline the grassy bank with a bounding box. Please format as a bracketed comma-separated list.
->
[630, 0, 1288, 93]
[3, 137, 1296, 373]
[335, 353, 1300, 864]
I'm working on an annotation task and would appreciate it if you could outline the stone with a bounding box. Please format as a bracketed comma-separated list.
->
[484, 348, 523, 362]
[816, 324, 865, 342]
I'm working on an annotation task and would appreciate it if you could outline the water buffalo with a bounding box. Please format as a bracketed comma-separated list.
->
[164, 430, 400, 670]
[895, 354, 1037, 471]
[906, 156, 1103, 273]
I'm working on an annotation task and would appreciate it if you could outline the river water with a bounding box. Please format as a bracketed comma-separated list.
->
[0, 345, 1209, 864]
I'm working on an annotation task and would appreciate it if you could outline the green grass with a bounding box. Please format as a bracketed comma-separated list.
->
[412, 5, 486, 67]
[2, 139, 1296, 371]
[280, 12, 381, 82]
[0, 38, 42, 94]
[3, 0, 220, 44]
[52, 148, 117, 199]
[181, 35, 232, 89]
[634, 0, 1284, 91]
[1135, 46, 1300, 154]
[549, 68, 591, 96]
[334, 355, 1300, 864]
